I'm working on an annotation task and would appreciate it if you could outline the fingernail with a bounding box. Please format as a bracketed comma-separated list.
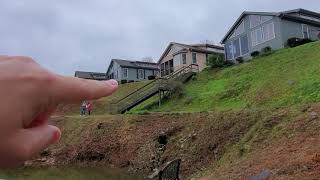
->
[51, 128, 61, 144]
[106, 79, 118, 87]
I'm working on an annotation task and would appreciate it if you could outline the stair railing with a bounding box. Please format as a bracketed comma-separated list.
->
[110, 64, 199, 113]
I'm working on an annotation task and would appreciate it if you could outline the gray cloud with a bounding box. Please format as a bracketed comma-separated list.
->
[0, 0, 319, 75]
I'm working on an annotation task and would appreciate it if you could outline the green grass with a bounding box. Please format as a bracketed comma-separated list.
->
[132, 42, 320, 113]
[57, 81, 151, 115]
[0, 167, 142, 180]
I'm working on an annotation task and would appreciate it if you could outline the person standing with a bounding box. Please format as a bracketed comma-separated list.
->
[86, 101, 92, 116]
[81, 101, 87, 116]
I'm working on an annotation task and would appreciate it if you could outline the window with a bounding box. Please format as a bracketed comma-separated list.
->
[240, 35, 249, 55]
[192, 53, 197, 64]
[231, 21, 245, 38]
[225, 34, 249, 60]
[251, 22, 275, 47]
[263, 23, 275, 41]
[160, 63, 165, 77]
[182, 54, 187, 64]
[261, 16, 273, 23]
[250, 15, 261, 28]
[232, 38, 241, 58]
[250, 15, 273, 28]
[251, 27, 263, 46]
[138, 69, 144, 79]
[226, 42, 233, 60]
[123, 68, 128, 78]
[302, 24, 309, 38]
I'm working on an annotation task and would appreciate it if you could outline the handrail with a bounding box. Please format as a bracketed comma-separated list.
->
[112, 79, 157, 104]
[112, 63, 199, 112]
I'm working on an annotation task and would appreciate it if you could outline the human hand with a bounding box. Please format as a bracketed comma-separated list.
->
[0, 56, 118, 168]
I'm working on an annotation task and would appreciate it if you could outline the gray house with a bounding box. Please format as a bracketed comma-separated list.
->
[221, 9, 320, 61]
[75, 71, 106, 81]
[106, 59, 159, 83]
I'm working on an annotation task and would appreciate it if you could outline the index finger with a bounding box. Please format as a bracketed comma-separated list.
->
[50, 75, 118, 103]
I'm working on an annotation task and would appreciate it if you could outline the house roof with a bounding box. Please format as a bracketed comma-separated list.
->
[74, 71, 106, 80]
[158, 42, 224, 63]
[221, 8, 320, 43]
[106, 59, 159, 75]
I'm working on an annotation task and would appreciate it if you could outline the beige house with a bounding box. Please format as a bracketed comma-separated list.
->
[158, 42, 224, 77]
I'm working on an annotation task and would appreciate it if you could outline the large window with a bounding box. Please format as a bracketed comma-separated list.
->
[138, 69, 144, 79]
[123, 68, 128, 78]
[233, 38, 241, 58]
[226, 42, 233, 60]
[192, 53, 197, 64]
[230, 21, 245, 38]
[182, 54, 187, 64]
[240, 35, 249, 55]
[263, 23, 275, 41]
[250, 15, 261, 28]
[302, 24, 309, 38]
[251, 22, 275, 46]
[250, 15, 273, 28]
[226, 34, 249, 60]
[251, 28, 263, 46]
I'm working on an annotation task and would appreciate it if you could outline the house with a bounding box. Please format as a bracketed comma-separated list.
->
[106, 59, 159, 83]
[158, 42, 224, 77]
[221, 8, 320, 61]
[74, 71, 106, 81]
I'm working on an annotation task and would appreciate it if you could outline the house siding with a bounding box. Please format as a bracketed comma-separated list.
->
[225, 15, 284, 61]
[281, 20, 320, 44]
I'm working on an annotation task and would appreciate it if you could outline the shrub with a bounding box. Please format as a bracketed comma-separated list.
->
[166, 80, 185, 98]
[121, 80, 127, 84]
[301, 38, 313, 44]
[236, 57, 244, 64]
[207, 53, 225, 68]
[148, 75, 156, 80]
[287, 37, 312, 48]
[287, 37, 302, 47]
[260, 46, 273, 56]
[251, 51, 260, 57]
[128, 80, 135, 83]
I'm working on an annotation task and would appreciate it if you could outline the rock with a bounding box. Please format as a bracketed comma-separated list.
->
[249, 170, 271, 180]
[288, 80, 295, 85]
[310, 111, 318, 120]
[40, 149, 51, 157]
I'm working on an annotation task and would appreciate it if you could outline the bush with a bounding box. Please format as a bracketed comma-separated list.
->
[287, 37, 302, 47]
[236, 57, 244, 64]
[287, 37, 312, 48]
[128, 80, 135, 83]
[251, 51, 260, 57]
[301, 38, 313, 44]
[260, 46, 273, 56]
[148, 75, 156, 80]
[167, 80, 184, 98]
[207, 53, 225, 68]
[121, 80, 127, 84]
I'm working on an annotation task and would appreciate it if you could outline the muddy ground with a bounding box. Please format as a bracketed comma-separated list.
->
[30, 104, 320, 179]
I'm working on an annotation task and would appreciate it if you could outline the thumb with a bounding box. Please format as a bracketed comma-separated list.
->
[12, 125, 61, 162]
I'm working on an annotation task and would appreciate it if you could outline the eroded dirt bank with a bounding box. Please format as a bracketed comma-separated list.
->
[32, 104, 320, 179]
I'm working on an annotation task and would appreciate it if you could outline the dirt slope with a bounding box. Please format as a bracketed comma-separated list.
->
[38, 103, 320, 179]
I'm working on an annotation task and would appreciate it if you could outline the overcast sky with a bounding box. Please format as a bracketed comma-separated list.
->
[0, 0, 319, 75]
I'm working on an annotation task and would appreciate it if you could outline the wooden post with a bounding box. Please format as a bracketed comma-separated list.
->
[158, 90, 161, 107]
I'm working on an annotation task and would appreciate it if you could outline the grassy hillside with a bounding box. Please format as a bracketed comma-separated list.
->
[132, 42, 320, 113]
[56, 81, 150, 115]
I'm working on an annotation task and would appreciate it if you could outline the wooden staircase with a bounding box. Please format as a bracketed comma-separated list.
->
[108, 64, 199, 114]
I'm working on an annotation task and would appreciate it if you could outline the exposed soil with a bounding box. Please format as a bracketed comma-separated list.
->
[32, 104, 320, 179]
